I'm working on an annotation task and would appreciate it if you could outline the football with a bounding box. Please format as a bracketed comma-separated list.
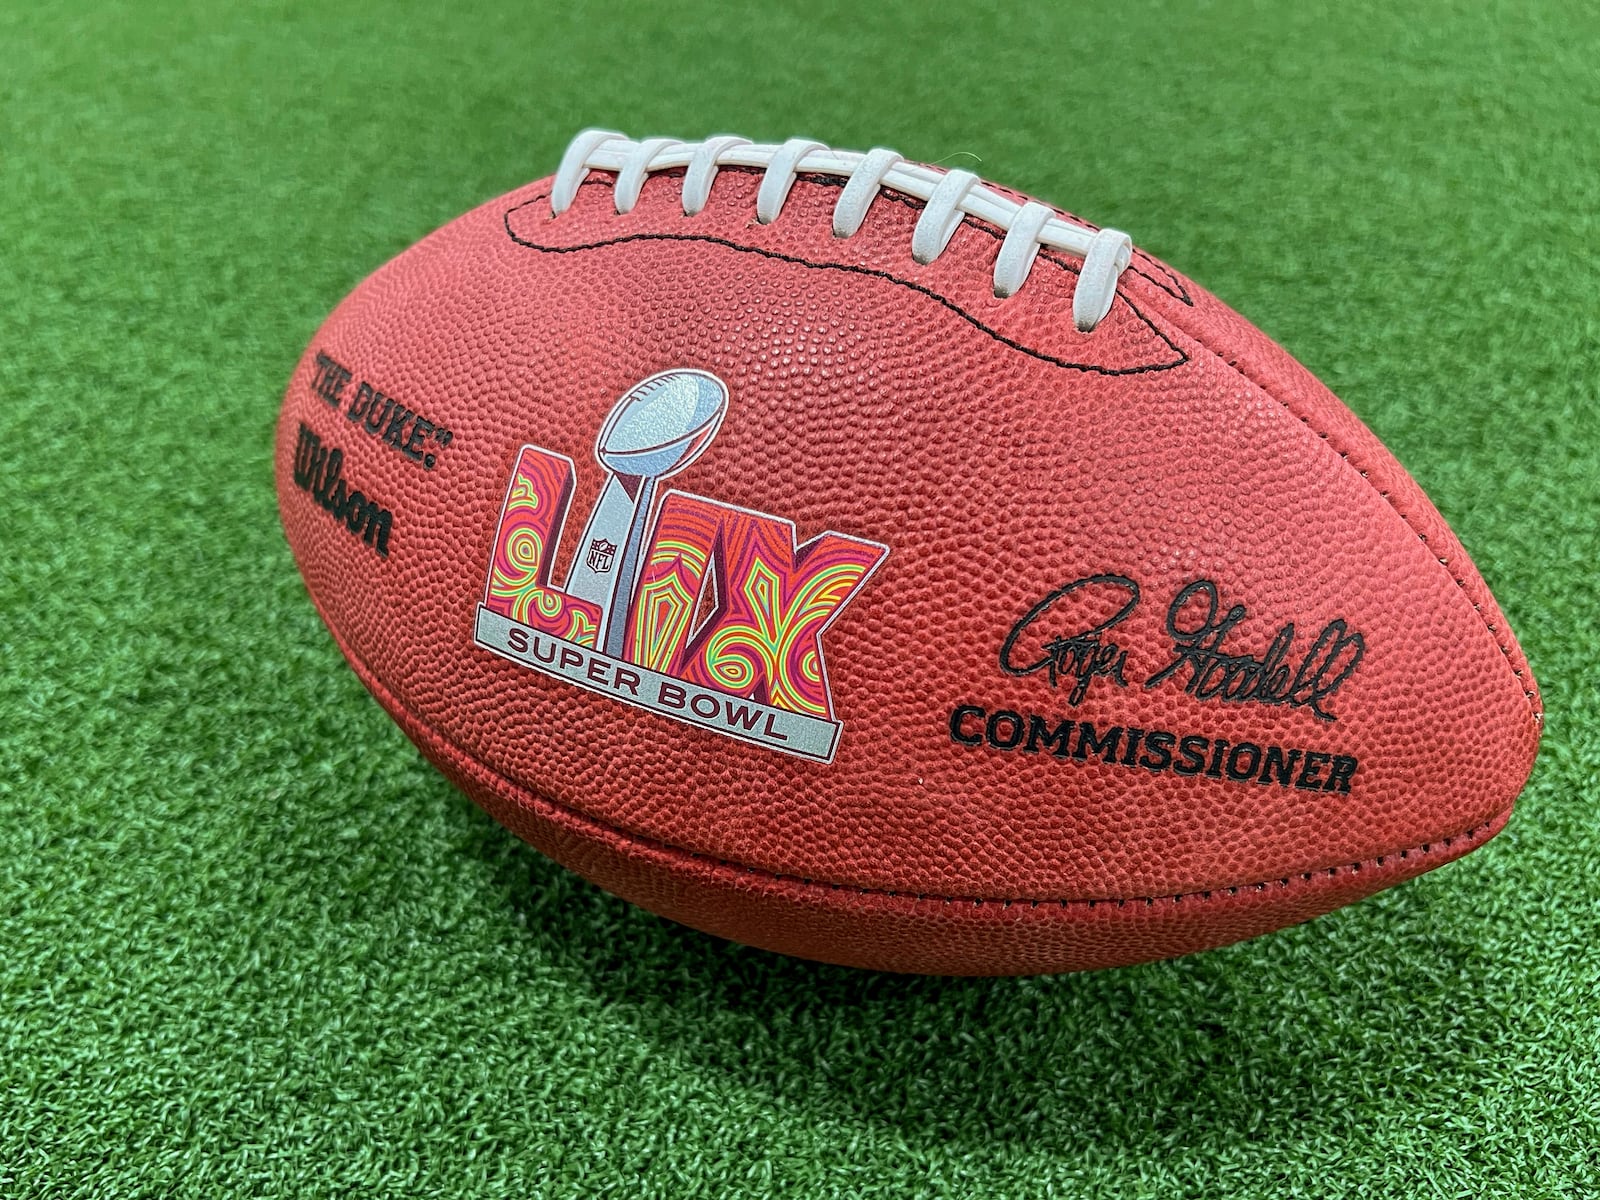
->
[276, 131, 1542, 975]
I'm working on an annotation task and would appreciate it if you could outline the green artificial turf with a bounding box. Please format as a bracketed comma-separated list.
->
[3, 1, 1597, 1196]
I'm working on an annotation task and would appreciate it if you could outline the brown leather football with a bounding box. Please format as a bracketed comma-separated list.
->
[276, 132, 1541, 974]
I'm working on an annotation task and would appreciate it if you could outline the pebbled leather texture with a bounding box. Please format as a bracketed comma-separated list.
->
[275, 158, 1542, 975]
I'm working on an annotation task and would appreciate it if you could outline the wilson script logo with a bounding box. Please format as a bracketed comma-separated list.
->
[291, 423, 393, 557]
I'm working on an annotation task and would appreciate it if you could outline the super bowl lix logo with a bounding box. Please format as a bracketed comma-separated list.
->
[473, 371, 888, 762]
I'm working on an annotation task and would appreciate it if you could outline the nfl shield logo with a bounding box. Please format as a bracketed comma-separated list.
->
[586, 538, 617, 574]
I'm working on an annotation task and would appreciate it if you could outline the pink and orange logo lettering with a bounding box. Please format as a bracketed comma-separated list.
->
[473, 370, 888, 762]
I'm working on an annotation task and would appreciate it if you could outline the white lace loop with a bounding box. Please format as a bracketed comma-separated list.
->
[547, 130, 1136, 331]
[613, 138, 682, 214]
[755, 138, 825, 224]
[1074, 228, 1133, 332]
[993, 202, 1055, 298]
[910, 169, 980, 265]
[551, 129, 626, 215]
[832, 147, 902, 237]
[682, 135, 751, 216]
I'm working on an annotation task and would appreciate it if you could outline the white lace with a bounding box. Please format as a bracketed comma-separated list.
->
[550, 131, 1133, 333]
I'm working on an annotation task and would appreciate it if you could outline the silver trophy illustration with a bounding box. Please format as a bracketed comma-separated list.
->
[564, 369, 729, 659]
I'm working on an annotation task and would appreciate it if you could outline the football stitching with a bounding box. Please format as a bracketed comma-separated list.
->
[322, 599, 1510, 910]
[546, 164, 1192, 300]
[503, 183, 1190, 377]
[671, 818, 1501, 910]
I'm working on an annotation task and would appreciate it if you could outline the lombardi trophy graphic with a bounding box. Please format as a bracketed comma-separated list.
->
[563, 370, 730, 659]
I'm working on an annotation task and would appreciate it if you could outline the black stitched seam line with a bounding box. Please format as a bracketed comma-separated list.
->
[634, 817, 1498, 909]
[518, 167, 1193, 301]
[502, 189, 1189, 378]
[313, 584, 1510, 910]
[570, 164, 1194, 301]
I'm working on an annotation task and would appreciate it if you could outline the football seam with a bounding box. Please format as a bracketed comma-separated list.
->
[320, 595, 1509, 911]
[502, 184, 1189, 377]
[1170, 325, 1543, 728]
[532, 165, 1195, 303]
[651, 817, 1501, 911]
